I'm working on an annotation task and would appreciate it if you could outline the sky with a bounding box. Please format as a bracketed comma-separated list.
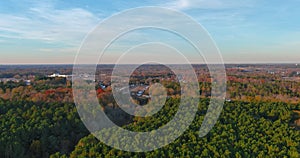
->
[0, 0, 300, 64]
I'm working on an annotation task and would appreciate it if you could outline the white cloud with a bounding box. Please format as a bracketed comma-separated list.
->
[0, 5, 100, 45]
[164, 0, 254, 10]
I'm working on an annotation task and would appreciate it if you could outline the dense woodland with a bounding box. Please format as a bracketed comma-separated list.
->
[0, 99, 89, 157]
[0, 64, 300, 157]
[1, 98, 300, 157]
[67, 99, 300, 157]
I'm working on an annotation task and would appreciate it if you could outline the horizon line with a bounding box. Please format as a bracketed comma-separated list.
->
[0, 62, 299, 66]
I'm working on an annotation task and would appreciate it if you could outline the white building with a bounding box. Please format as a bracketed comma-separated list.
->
[48, 73, 67, 78]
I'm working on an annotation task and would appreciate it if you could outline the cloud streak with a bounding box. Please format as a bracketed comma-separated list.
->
[0, 4, 100, 45]
[164, 0, 254, 10]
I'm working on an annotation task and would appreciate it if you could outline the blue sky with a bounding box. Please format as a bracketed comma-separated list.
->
[0, 0, 299, 64]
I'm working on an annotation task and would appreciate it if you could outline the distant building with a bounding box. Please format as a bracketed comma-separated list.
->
[268, 71, 275, 75]
[0, 78, 20, 83]
[99, 83, 106, 89]
[25, 80, 31, 86]
[48, 73, 67, 78]
[137, 90, 144, 96]
[47, 73, 74, 81]
[225, 99, 232, 102]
